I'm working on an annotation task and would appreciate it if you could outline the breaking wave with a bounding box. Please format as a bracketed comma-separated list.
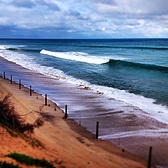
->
[40, 49, 110, 64]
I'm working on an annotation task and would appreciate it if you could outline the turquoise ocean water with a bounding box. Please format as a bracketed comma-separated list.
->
[0, 39, 168, 120]
[0, 39, 168, 108]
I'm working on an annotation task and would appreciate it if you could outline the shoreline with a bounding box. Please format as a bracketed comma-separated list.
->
[0, 73, 149, 167]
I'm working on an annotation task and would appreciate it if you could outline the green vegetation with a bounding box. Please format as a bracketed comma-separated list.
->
[0, 161, 19, 168]
[5, 152, 56, 168]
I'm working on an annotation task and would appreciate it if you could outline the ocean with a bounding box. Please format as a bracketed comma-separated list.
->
[0, 39, 168, 166]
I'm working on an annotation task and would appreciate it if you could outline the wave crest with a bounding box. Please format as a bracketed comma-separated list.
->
[40, 49, 110, 64]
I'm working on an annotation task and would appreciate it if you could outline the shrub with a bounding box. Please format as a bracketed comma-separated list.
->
[0, 94, 44, 134]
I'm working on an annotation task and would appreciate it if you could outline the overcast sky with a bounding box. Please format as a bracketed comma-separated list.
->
[0, 0, 168, 39]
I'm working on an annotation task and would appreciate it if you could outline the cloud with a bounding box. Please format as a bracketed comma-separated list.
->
[65, 10, 89, 20]
[12, 0, 34, 8]
[0, 17, 9, 25]
[126, 0, 168, 16]
[92, 0, 116, 5]
[35, 0, 60, 11]
[1, 0, 168, 38]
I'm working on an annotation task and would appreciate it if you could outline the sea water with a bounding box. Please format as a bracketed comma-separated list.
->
[0, 39, 168, 166]
[0, 39, 168, 112]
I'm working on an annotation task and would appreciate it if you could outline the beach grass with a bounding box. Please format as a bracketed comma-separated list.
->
[5, 152, 55, 168]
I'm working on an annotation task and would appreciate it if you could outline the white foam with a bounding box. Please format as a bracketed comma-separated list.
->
[0, 46, 6, 50]
[40, 49, 110, 64]
[99, 129, 168, 139]
[0, 49, 68, 80]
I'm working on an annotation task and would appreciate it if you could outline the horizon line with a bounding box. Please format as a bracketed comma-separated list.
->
[0, 37, 168, 40]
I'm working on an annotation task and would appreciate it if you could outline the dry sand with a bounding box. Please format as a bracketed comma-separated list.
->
[0, 76, 151, 168]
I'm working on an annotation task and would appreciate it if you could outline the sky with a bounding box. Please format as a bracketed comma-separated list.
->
[0, 0, 168, 39]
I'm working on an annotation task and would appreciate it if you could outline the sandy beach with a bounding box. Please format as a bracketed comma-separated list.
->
[0, 75, 150, 167]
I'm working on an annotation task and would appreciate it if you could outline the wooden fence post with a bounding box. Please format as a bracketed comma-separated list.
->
[11, 75, 12, 84]
[96, 121, 99, 139]
[45, 94, 47, 106]
[4, 72, 5, 79]
[30, 85, 32, 96]
[148, 146, 152, 168]
[65, 105, 68, 119]
[19, 79, 21, 89]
